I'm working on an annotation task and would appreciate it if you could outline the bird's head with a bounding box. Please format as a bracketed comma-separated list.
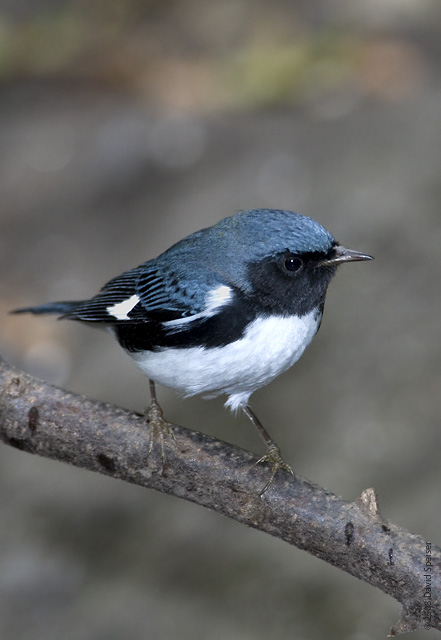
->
[208, 209, 373, 316]
[159, 209, 372, 319]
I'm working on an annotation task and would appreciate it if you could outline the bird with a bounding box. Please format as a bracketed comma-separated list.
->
[12, 208, 373, 493]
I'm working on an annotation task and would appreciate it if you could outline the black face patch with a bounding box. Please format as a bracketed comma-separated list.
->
[245, 250, 337, 317]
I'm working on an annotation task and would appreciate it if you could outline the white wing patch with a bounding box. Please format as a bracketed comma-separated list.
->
[207, 285, 233, 309]
[107, 294, 140, 320]
[163, 284, 233, 328]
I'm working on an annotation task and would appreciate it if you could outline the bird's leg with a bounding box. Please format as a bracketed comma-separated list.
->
[242, 405, 294, 495]
[144, 379, 175, 465]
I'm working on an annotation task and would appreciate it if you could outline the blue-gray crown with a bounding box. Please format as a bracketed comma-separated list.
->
[147, 209, 336, 306]
[163, 208, 333, 269]
[213, 209, 335, 255]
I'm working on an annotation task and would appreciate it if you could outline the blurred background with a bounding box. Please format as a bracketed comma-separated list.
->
[1, 1, 441, 638]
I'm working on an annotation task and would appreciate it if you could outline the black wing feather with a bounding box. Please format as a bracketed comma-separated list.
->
[62, 264, 201, 324]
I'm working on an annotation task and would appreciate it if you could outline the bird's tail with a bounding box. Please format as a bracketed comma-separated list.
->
[11, 301, 83, 317]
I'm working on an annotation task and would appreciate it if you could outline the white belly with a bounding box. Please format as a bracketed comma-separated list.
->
[131, 311, 320, 411]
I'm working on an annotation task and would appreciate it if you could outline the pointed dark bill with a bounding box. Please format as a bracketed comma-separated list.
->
[320, 245, 374, 267]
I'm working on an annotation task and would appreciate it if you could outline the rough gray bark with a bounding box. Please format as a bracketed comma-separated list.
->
[0, 356, 439, 634]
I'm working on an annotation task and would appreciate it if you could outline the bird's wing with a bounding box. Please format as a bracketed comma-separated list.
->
[63, 263, 213, 324]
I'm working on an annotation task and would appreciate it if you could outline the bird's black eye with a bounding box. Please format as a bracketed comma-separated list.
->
[284, 256, 303, 272]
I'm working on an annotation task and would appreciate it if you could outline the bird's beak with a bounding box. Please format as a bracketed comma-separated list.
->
[320, 245, 374, 267]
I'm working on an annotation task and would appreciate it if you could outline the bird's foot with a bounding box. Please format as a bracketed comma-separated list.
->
[255, 445, 294, 496]
[144, 398, 175, 468]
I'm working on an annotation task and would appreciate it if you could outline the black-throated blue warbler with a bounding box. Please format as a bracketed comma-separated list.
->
[13, 208, 373, 492]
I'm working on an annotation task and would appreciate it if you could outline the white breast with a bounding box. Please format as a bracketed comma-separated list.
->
[131, 310, 321, 411]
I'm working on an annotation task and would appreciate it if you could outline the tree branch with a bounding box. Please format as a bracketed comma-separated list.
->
[0, 356, 439, 634]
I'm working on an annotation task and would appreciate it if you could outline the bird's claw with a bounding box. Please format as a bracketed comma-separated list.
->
[255, 445, 294, 496]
